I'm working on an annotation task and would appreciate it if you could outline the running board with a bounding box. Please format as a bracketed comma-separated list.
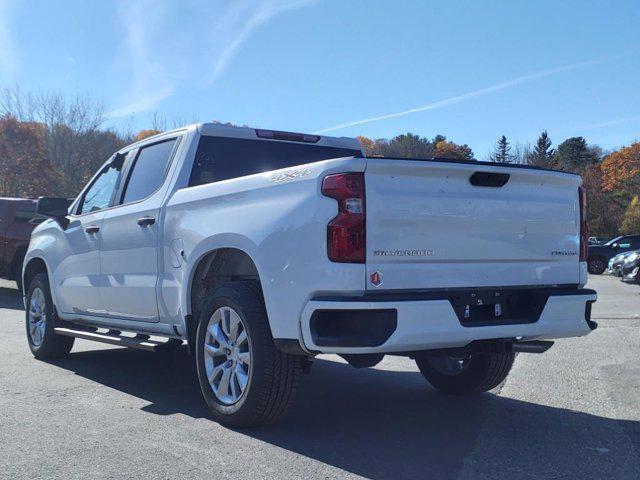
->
[54, 327, 180, 352]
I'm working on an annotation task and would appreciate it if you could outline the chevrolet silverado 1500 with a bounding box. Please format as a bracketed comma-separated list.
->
[23, 124, 597, 427]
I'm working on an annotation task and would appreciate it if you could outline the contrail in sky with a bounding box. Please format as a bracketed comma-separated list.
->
[566, 115, 640, 133]
[315, 57, 608, 134]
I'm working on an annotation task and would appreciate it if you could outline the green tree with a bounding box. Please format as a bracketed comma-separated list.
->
[621, 196, 640, 234]
[552, 137, 598, 173]
[379, 133, 439, 158]
[489, 135, 514, 163]
[528, 130, 554, 167]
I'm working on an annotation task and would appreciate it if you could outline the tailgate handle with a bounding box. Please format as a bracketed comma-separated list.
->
[470, 171, 510, 187]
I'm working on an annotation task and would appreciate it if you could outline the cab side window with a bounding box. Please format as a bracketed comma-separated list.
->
[618, 237, 633, 249]
[77, 161, 123, 215]
[120, 139, 177, 205]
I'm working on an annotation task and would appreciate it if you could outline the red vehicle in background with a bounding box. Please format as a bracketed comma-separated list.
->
[0, 198, 42, 291]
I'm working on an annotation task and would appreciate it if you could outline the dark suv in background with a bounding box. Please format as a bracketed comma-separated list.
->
[587, 235, 640, 274]
[0, 198, 42, 290]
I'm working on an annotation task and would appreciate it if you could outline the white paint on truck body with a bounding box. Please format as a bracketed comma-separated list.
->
[24, 123, 595, 353]
[365, 159, 583, 290]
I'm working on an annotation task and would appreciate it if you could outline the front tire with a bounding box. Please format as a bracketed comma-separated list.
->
[195, 281, 301, 427]
[26, 273, 74, 359]
[416, 351, 515, 394]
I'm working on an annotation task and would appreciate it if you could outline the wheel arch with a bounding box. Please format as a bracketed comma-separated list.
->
[184, 244, 269, 353]
[22, 256, 49, 296]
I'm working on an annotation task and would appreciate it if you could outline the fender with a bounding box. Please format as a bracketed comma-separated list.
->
[21, 251, 52, 301]
[175, 234, 271, 332]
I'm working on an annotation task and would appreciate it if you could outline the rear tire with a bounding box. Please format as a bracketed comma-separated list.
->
[26, 273, 74, 359]
[587, 256, 607, 275]
[416, 351, 515, 394]
[195, 280, 301, 427]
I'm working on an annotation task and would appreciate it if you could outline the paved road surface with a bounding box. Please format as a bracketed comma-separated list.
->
[1, 275, 638, 479]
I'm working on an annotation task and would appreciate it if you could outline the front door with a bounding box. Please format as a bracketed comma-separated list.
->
[56, 160, 123, 316]
[98, 138, 178, 323]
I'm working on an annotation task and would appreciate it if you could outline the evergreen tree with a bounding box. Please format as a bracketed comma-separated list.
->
[489, 135, 513, 163]
[552, 137, 598, 173]
[529, 130, 554, 167]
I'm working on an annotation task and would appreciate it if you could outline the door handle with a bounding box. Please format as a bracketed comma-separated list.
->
[137, 216, 156, 227]
[85, 225, 100, 234]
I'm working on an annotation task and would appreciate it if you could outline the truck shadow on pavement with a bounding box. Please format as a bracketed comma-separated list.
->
[2, 286, 636, 479]
[0, 286, 23, 310]
[47, 346, 640, 480]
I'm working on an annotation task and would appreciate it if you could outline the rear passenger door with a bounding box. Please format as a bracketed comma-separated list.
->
[98, 138, 179, 323]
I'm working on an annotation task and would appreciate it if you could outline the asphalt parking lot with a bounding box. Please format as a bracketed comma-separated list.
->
[1, 275, 638, 480]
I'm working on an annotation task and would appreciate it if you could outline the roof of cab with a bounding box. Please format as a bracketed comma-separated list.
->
[122, 122, 362, 153]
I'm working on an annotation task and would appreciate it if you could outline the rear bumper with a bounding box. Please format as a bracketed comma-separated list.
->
[300, 288, 597, 354]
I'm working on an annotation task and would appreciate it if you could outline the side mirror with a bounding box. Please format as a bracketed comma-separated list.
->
[611, 243, 619, 249]
[36, 197, 72, 228]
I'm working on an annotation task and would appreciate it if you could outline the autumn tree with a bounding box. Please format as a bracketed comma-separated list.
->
[133, 129, 162, 142]
[357, 136, 387, 157]
[0, 86, 126, 196]
[528, 130, 554, 167]
[581, 163, 626, 237]
[621, 196, 640, 234]
[600, 142, 640, 194]
[0, 116, 59, 197]
[434, 140, 474, 160]
[552, 137, 598, 173]
[489, 135, 514, 163]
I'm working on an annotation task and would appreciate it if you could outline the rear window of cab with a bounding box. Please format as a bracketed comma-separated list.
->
[189, 136, 361, 187]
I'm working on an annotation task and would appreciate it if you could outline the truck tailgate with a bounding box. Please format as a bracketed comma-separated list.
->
[365, 159, 582, 290]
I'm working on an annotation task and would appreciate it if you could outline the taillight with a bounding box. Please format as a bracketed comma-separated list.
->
[322, 173, 366, 263]
[578, 186, 588, 261]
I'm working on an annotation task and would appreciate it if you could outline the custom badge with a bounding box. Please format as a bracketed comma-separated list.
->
[370, 270, 383, 287]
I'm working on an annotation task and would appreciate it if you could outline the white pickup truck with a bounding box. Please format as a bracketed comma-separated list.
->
[24, 124, 597, 427]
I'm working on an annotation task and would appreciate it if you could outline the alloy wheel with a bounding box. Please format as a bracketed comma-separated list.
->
[589, 258, 605, 274]
[203, 306, 252, 405]
[28, 287, 47, 347]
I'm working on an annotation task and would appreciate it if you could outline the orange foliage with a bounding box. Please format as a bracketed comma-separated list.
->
[600, 142, 640, 192]
[133, 129, 162, 142]
[434, 140, 473, 160]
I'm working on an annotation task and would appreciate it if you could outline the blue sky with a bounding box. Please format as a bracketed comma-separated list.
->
[0, 0, 638, 157]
